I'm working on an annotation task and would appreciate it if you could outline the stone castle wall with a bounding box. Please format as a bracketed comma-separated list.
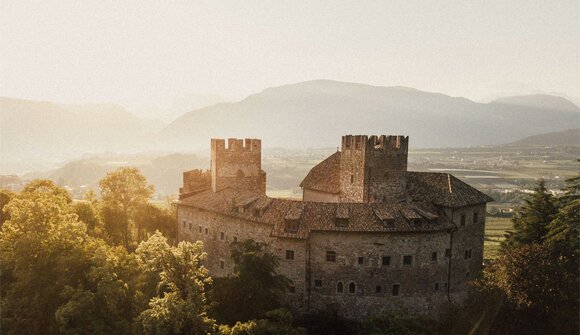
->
[444, 203, 487, 294]
[211, 138, 265, 194]
[177, 202, 487, 318]
[303, 188, 340, 202]
[340, 135, 409, 203]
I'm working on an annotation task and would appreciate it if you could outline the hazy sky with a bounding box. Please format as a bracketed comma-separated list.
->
[1, 0, 579, 108]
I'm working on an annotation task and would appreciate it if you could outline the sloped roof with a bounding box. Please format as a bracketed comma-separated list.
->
[299, 151, 341, 194]
[178, 188, 455, 240]
[299, 152, 493, 207]
[407, 172, 494, 208]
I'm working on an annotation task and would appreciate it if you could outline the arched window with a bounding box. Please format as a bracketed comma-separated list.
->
[337, 282, 343, 293]
[348, 282, 356, 294]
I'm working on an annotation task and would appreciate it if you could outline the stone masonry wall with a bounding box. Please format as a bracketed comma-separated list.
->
[177, 202, 487, 319]
[339, 135, 409, 203]
[211, 138, 265, 194]
[339, 136, 368, 202]
[306, 230, 452, 318]
[177, 206, 308, 310]
[444, 203, 487, 298]
[303, 189, 340, 202]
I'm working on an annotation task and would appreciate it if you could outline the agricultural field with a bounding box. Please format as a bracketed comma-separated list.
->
[484, 216, 513, 260]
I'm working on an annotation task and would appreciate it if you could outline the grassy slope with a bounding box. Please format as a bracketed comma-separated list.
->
[484, 216, 513, 259]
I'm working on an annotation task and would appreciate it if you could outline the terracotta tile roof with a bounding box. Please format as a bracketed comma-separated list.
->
[407, 172, 494, 208]
[299, 151, 341, 194]
[178, 188, 455, 240]
[299, 151, 493, 208]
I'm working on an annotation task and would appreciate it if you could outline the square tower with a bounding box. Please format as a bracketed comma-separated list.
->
[339, 135, 408, 203]
[210, 138, 266, 194]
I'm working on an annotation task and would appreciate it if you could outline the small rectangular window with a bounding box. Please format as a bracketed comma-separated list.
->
[189, 222, 192, 230]
[182, 220, 186, 227]
[460, 214, 466, 226]
[357, 256, 364, 265]
[205, 228, 208, 235]
[464, 249, 472, 259]
[473, 212, 479, 224]
[326, 251, 336, 262]
[219, 260, 224, 269]
[198, 226, 202, 233]
[314, 279, 322, 287]
[382, 256, 391, 266]
[434, 283, 440, 291]
[220, 232, 225, 240]
[233, 236, 238, 242]
[431, 252, 438, 262]
[285, 250, 295, 260]
[375, 285, 382, 293]
[445, 248, 451, 258]
[392, 284, 400, 296]
[403, 255, 413, 266]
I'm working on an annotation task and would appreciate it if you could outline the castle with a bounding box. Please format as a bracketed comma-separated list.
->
[176, 136, 493, 319]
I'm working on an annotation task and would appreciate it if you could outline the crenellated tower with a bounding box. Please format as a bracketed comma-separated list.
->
[339, 135, 408, 203]
[210, 138, 266, 194]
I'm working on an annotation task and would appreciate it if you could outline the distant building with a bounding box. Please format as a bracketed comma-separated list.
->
[176, 135, 493, 319]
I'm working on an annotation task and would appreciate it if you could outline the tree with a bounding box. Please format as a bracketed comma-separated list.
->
[360, 307, 433, 335]
[0, 181, 84, 334]
[546, 175, 580, 257]
[136, 232, 216, 335]
[220, 309, 306, 335]
[99, 167, 154, 249]
[0, 180, 141, 335]
[502, 180, 558, 248]
[0, 188, 15, 226]
[21, 179, 72, 203]
[211, 239, 290, 324]
[483, 244, 578, 334]
[134, 203, 177, 242]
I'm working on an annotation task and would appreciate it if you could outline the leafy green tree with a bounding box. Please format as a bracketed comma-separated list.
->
[220, 309, 306, 335]
[99, 167, 154, 249]
[134, 203, 177, 242]
[502, 180, 558, 248]
[0, 188, 15, 226]
[54, 241, 141, 335]
[483, 243, 578, 334]
[136, 232, 216, 335]
[0, 181, 85, 334]
[22, 179, 72, 203]
[0, 180, 141, 335]
[211, 239, 290, 324]
[360, 308, 433, 335]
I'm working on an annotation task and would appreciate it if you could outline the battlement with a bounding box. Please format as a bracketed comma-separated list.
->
[210, 137, 265, 194]
[341, 135, 408, 152]
[211, 138, 261, 152]
[340, 134, 409, 203]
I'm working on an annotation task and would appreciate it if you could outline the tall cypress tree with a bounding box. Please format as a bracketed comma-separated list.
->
[502, 179, 558, 249]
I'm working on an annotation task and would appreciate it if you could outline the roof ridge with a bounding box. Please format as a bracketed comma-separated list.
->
[447, 174, 453, 193]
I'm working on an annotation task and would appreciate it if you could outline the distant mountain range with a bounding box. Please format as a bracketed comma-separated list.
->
[2, 80, 579, 174]
[506, 128, 580, 147]
[159, 80, 579, 150]
[0, 97, 160, 173]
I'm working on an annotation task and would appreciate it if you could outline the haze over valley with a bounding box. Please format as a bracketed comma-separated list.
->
[2, 80, 579, 176]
